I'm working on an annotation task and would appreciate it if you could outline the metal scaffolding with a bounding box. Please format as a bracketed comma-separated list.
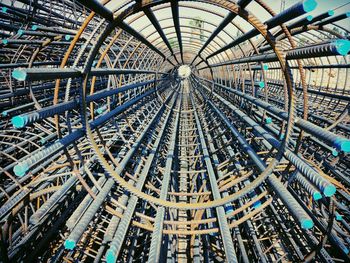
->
[0, 0, 350, 262]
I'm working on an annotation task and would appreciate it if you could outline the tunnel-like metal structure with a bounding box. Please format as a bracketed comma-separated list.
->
[1, 0, 350, 262]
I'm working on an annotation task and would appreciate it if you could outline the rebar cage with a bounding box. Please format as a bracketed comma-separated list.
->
[0, 0, 350, 262]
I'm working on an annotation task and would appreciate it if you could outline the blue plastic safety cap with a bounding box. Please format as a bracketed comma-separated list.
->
[334, 137, 350, 153]
[252, 201, 262, 209]
[106, 250, 116, 263]
[327, 10, 335, 16]
[12, 115, 27, 128]
[12, 69, 27, 81]
[307, 15, 313, 21]
[332, 148, 338, 157]
[335, 213, 343, 221]
[312, 191, 322, 200]
[341, 140, 350, 152]
[64, 239, 76, 250]
[323, 184, 336, 197]
[334, 40, 350, 56]
[301, 219, 314, 229]
[13, 163, 28, 177]
[302, 0, 317, 13]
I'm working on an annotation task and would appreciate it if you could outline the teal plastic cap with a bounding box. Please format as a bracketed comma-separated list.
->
[40, 138, 46, 144]
[301, 218, 314, 229]
[13, 163, 29, 177]
[17, 29, 24, 36]
[334, 137, 350, 152]
[346, 12, 350, 18]
[335, 213, 343, 221]
[12, 69, 27, 81]
[302, 0, 317, 13]
[328, 10, 334, 16]
[1, 39, 8, 45]
[12, 115, 27, 128]
[2, 7, 8, 13]
[263, 64, 269, 70]
[252, 201, 262, 209]
[259, 81, 265, 88]
[64, 239, 76, 250]
[31, 25, 38, 30]
[2, 111, 8, 116]
[332, 148, 338, 157]
[106, 250, 116, 263]
[312, 191, 322, 200]
[323, 184, 336, 197]
[65, 35, 71, 41]
[307, 15, 313, 21]
[334, 40, 350, 56]
[96, 108, 104, 114]
[265, 117, 272, 124]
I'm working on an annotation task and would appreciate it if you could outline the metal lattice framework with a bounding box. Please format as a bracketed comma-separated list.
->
[0, 0, 350, 262]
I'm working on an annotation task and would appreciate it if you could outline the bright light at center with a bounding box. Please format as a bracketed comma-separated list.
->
[178, 65, 191, 78]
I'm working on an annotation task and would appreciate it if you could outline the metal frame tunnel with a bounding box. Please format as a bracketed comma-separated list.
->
[0, 0, 350, 262]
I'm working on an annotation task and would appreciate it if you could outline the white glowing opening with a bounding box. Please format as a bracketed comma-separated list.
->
[178, 65, 191, 78]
